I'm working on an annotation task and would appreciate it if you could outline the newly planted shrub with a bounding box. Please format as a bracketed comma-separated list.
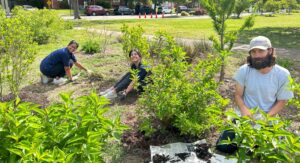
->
[0, 92, 128, 162]
[82, 39, 101, 54]
[138, 32, 228, 137]
[121, 24, 150, 60]
[0, 7, 36, 98]
[222, 109, 300, 162]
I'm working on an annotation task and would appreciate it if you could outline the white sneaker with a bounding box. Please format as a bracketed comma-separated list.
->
[41, 74, 53, 84]
[99, 87, 113, 96]
[53, 78, 67, 85]
[103, 90, 117, 100]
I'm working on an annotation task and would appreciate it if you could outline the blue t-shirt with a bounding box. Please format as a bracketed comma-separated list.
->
[40, 47, 77, 72]
[234, 64, 294, 112]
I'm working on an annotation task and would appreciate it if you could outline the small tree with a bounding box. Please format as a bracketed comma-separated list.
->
[264, 0, 281, 13]
[201, 0, 254, 81]
[1, 8, 37, 98]
[234, 0, 252, 18]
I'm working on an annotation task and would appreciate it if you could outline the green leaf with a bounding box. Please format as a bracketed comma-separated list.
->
[7, 148, 22, 157]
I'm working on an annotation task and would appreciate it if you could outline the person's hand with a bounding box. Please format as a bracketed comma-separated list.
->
[87, 69, 93, 75]
[118, 91, 127, 100]
[241, 108, 252, 117]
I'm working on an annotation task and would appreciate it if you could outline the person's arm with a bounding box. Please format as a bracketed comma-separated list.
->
[235, 83, 252, 117]
[124, 81, 135, 95]
[64, 66, 73, 81]
[267, 100, 287, 116]
[74, 62, 88, 71]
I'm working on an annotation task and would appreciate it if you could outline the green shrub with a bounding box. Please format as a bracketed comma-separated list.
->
[277, 58, 294, 70]
[12, 7, 68, 44]
[0, 92, 128, 162]
[223, 109, 300, 162]
[138, 32, 228, 137]
[181, 11, 190, 16]
[291, 10, 300, 13]
[59, 0, 70, 9]
[81, 39, 101, 54]
[121, 24, 150, 60]
[95, 0, 112, 8]
[289, 77, 300, 109]
[0, 7, 37, 98]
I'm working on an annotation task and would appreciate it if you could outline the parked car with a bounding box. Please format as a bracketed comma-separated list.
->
[176, 5, 189, 13]
[140, 6, 153, 14]
[85, 5, 109, 16]
[157, 6, 172, 14]
[114, 6, 134, 15]
[23, 5, 37, 10]
[193, 7, 207, 15]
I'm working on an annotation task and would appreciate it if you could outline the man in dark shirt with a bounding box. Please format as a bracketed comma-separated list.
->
[40, 40, 91, 84]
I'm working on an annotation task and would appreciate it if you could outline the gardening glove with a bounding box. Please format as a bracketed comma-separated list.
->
[118, 91, 127, 101]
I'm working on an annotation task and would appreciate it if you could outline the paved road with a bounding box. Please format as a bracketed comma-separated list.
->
[62, 14, 211, 20]
[62, 13, 252, 20]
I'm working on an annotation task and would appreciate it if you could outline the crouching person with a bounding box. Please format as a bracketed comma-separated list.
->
[100, 50, 150, 100]
[216, 36, 294, 154]
[40, 40, 91, 85]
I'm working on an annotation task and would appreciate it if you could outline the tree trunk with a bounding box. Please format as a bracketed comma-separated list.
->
[73, 0, 81, 19]
[1, 0, 10, 15]
[219, 17, 225, 82]
[219, 61, 225, 82]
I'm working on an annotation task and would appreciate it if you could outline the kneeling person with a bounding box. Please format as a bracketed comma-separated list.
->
[40, 40, 90, 84]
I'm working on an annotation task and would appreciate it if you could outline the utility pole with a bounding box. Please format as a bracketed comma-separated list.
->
[0, 0, 10, 16]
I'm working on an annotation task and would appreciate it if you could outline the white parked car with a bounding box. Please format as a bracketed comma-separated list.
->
[162, 7, 172, 14]
[158, 6, 172, 14]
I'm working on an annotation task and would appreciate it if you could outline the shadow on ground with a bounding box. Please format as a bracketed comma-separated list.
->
[238, 27, 300, 49]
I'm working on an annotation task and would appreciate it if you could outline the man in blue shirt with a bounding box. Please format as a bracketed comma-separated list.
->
[234, 36, 293, 117]
[40, 40, 91, 84]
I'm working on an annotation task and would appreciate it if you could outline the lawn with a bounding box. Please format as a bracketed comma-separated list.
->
[74, 13, 300, 49]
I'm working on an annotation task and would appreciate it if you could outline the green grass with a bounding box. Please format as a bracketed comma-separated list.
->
[74, 13, 300, 49]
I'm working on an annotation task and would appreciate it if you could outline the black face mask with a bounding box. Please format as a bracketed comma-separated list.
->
[248, 54, 272, 70]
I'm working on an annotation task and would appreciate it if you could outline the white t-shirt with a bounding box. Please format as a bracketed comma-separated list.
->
[234, 64, 294, 112]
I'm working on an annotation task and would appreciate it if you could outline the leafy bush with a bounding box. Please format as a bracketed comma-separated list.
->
[138, 32, 228, 137]
[181, 11, 190, 16]
[81, 39, 101, 54]
[176, 38, 213, 63]
[95, 0, 112, 9]
[12, 7, 68, 44]
[222, 109, 300, 162]
[59, 0, 70, 9]
[121, 24, 150, 60]
[277, 58, 294, 70]
[0, 92, 128, 162]
[0, 7, 37, 98]
[289, 77, 300, 109]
